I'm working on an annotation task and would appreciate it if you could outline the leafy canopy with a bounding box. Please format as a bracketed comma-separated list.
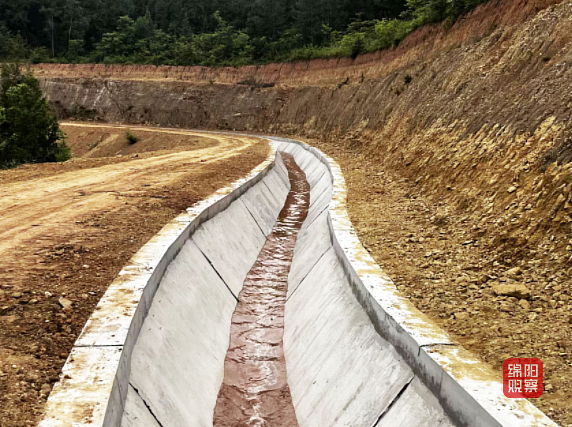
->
[0, 64, 71, 168]
[0, 0, 487, 65]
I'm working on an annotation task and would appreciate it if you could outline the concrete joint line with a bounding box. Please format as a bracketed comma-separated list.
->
[285, 248, 329, 303]
[239, 198, 270, 240]
[261, 178, 276, 196]
[194, 241, 239, 302]
[129, 384, 166, 427]
[304, 203, 330, 230]
[308, 169, 328, 209]
[372, 375, 414, 427]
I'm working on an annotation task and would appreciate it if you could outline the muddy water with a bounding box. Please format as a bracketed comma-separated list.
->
[212, 152, 309, 427]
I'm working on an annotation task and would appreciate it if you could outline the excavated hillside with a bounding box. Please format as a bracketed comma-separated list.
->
[34, 0, 572, 424]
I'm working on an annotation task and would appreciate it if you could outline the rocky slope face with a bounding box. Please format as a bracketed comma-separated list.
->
[36, 0, 572, 423]
[41, 0, 572, 267]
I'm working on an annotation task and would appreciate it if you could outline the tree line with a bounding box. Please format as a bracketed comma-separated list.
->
[0, 0, 487, 66]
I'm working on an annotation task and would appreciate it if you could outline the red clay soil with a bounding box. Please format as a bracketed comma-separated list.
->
[0, 124, 269, 427]
[213, 153, 309, 427]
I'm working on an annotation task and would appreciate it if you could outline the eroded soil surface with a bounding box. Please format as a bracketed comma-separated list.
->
[0, 123, 269, 427]
[312, 138, 572, 426]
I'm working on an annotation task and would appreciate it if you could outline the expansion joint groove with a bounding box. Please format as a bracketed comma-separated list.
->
[194, 241, 239, 301]
[372, 375, 414, 427]
[130, 383, 167, 427]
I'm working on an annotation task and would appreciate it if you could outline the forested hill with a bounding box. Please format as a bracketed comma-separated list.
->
[0, 0, 486, 66]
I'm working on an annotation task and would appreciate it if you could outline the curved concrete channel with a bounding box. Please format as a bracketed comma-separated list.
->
[40, 137, 557, 427]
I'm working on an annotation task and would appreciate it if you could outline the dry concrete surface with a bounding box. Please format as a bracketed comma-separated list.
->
[0, 123, 269, 427]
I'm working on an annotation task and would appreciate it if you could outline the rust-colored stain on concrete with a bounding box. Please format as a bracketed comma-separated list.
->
[213, 152, 309, 427]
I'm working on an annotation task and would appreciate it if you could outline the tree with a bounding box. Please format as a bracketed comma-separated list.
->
[405, 0, 448, 23]
[295, 0, 324, 45]
[62, 0, 89, 52]
[246, 0, 289, 41]
[191, 12, 253, 65]
[94, 16, 138, 61]
[0, 65, 71, 168]
[294, 0, 345, 45]
[0, 25, 28, 60]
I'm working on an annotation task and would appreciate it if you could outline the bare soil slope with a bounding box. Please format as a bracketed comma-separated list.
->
[32, 0, 572, 424]
[0, 124, 269, 427]
[311, 137, 572, 426]
[62, 124, 216, 158]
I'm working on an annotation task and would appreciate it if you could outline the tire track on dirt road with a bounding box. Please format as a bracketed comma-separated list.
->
[0, 125, 261, 255]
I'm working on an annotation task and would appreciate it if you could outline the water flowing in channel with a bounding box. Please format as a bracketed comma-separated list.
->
[212, 152, 310, 427]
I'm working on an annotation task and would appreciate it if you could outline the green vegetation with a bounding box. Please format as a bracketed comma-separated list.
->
[126, 129, 140, 144]
[0, 64, 70, 168]
[0, 0, 488, 66]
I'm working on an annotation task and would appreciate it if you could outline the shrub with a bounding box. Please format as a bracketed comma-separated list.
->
[373, 19, 413, 50]
[126, 129, 140, 144]
[339, 33, 366, 59]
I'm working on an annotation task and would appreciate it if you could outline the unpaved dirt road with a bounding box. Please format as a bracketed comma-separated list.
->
[0, 124, 260, 258]
[0, 123, 269, 427]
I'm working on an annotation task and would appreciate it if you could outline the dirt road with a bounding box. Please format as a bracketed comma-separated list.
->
[0, 123, 269, 427]
[0, 124, 260, 258]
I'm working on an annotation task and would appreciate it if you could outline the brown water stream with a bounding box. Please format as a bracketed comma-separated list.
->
[212, 152, 309, 427]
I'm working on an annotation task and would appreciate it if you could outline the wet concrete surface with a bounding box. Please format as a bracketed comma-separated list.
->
[213, 152, 309, 427]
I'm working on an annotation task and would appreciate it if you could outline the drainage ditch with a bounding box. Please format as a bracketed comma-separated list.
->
[213, 152, 309, 426]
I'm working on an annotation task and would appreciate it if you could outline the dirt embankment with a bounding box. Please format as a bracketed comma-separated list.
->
[0, 124, 268, 427]
[34, 0, 572, 424]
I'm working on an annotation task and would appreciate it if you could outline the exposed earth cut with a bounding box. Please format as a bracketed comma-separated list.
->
[3, 0, 572, 424]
